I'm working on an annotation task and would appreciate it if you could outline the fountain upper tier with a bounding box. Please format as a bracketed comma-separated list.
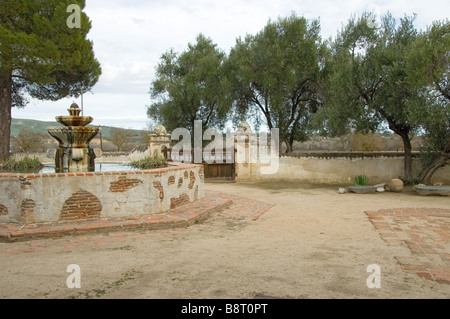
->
[55, 103, 94, 127]
[56, 115, 94, 127]
[48, 103, 99, 147]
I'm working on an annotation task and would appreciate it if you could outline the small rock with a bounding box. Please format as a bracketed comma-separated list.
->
[433, 182, 443, 186]
[388, 179, 404, 192]
[338, 188, 347, 194]
[376, 187, 385, 193]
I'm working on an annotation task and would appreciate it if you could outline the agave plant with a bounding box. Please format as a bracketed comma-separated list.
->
[353, 175, 369, 186]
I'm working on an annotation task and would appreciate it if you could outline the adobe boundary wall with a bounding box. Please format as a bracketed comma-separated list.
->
[235, 152, 450, 185]
[0, 163, 204, 224]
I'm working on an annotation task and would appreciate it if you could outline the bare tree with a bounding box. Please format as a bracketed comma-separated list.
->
[12, 129, 47, 152]
[108, 128, 134, 152]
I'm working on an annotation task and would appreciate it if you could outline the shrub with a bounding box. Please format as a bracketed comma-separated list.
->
[353, 175, 369, 186]
[130, 154, 168, 169]
[0, 156, 43, 173]
[348, 133, 385, 152]
[399, 176, 422, 186]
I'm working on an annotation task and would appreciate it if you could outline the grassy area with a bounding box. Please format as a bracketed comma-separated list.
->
[0, 156, 44, 173]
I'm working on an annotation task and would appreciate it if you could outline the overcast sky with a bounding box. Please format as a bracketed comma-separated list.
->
[11, 0, 450, 130]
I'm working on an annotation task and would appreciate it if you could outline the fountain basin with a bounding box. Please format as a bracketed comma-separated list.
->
[48, 126, 100, 148]
[0, 163, 205, 224]
[56, 115, 94, 127]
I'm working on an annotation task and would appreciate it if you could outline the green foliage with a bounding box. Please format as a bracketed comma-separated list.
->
[227, 14, 326, 152]
[315, 12, 422, 134]
[130, 154, 168, 170]
[0, 0, 101, 105]
[148, 34, 232, 135]
[353, 175, 369, 186]
[312, 12, 428, 178]
[405, 19, 450, 179]
[0, 0, 102, 161]
[0, 156, 43, 173]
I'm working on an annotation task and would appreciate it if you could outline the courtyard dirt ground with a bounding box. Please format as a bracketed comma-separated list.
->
[0, 181, 449, 299]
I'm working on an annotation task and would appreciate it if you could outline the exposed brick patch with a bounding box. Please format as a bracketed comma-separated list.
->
[188, 171, 196, 189]
[199, 166, 204, 179]
[21, 199, 36, 224]
[366, 208, 450, 285]
[184, 171, 188, 179]
[109, 177, 142, 192]
[0, 204, 8, 216]
[61, 191, 102, 221]
[168, 176, 175, 185]
[19, 177, 31, 190]
[170, 193, 190, 209]
[205, 191, 275, 225]
[178, 177, 183, 188]
[153, 181, 164, 202]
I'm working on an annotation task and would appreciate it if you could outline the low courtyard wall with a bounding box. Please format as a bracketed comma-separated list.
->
[0, 163, 204, 224]
[236, 152, 450, 185]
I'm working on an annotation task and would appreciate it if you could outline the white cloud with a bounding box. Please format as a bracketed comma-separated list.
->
[12, 0, 450, 129]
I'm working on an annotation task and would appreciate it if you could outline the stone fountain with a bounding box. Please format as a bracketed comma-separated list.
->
[47, 103, 100, 172]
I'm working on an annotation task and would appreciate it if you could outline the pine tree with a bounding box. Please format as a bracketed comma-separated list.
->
[0, 0, 101, 161]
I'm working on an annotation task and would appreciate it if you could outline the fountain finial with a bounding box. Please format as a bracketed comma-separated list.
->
[68, 102, 82, 116]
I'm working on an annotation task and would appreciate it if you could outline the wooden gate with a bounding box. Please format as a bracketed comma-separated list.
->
[202, 148, 235, 181]
[203, 162, 235, 180]
[171, 148, 235, 181]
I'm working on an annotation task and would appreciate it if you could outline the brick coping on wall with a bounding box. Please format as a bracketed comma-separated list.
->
[0, 162, 203, 179]
[281, 151, 421, 159]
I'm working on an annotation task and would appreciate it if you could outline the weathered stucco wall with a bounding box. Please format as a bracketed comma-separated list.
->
[0, 163, 204, 224]
[236, 154, 450, 185]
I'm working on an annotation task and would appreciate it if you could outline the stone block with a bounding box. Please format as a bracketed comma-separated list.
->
[415, 186, 450, 196]
[348, 185, 376, 194]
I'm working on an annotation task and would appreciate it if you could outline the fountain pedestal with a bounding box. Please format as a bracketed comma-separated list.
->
[47, 103, 100, 173]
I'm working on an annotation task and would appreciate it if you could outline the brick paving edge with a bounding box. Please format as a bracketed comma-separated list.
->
[0, 199, 233, 243]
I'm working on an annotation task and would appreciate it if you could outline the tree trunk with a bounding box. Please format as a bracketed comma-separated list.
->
[285, 141, 293, 154]
[420, 139, 450, 185]
[281, 136, 293, 153]
[399, 132, 413, 180]
[0, 73, 13, 162]
[389, 121, 413, 180]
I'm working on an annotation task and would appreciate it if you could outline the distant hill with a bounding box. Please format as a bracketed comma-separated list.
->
[11, 118, 146, 142]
